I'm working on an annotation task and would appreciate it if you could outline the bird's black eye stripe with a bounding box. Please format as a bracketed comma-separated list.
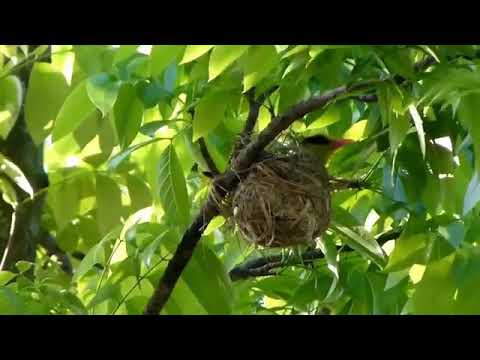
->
[302, 135, 330, 145]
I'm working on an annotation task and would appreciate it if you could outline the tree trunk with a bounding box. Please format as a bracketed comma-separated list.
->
[0, 46, 51, 271]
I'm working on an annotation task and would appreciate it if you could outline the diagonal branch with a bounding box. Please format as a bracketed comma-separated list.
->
[143, 78, 383, 315]
[198, 138, 220, 176]
[229, 228, 402, 281]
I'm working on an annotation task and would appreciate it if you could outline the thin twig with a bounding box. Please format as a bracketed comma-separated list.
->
[229, 228, 402, 281]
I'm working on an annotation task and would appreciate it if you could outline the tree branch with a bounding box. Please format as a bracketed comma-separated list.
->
[229, 228, 402, 281]
[143, 78, 383, 315]
[198, 138, 220, 176]
[231, 86, 279, 159]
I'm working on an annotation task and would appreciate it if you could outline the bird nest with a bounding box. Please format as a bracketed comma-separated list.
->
[224, 151, 331, 248]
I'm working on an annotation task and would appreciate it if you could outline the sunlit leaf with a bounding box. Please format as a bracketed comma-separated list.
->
[193, 91, 228, 141]
[208, 45, 249, 81]
[408, 104, 426, 159]
[316, 236, 339, 302]
[53, 80, 97, 142]
[150, 45, 185, 77]
[333, 224, 386, 268]
[157, 144, 190, 227]
[113, 84, 144, 148]
[0, 271, 17, 286]
[86, 73, 121, 117]
[108, 137, 170, 171]
[0, 153, 34, 197]
[0, 75, 22, 139]
[73, 228, 120, 281]
[96, 174, 123, 235]
[243, 45, 279, 92]
[180, 45, 214, 64]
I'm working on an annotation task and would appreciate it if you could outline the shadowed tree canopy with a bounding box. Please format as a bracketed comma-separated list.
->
[1, 44, 480, 315]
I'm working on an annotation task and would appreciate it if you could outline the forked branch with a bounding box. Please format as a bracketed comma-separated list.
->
[144, 78, 385, 315]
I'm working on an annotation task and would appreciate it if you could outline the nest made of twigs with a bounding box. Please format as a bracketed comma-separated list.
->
[225, 149, 331, 248]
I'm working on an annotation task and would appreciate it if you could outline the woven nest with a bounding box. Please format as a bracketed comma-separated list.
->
[226, 151, 331, 248]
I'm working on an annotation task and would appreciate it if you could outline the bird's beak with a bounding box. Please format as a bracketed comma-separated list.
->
[331, 138, 354, 150]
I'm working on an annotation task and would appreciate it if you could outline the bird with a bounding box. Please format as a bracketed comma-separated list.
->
[201, 134, 353, 179]
[299, 134, 354, 165]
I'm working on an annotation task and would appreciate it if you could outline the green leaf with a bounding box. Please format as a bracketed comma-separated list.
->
[419, 45, 440, 63]
[53, 80, 97, 142]
[0, 45, 17, 58]
[333, 224, 386, 268]
[87, 283, 121, 308]
[150, 45, 185, 77]
[142, 232, 167, 268]
[126, 174, 152, 213]
[113, 84, 144, 148]
[0, 177, 17, 207]
[0, 75, 22, 139]
[135, 80, 170, 109]
[57, 222, 80, 252]
[407, 104, 426, 159]
[157, 145, 190, 227]
[384, 269, 410, 291]
[73, 228, 120, 281]
[309, 45, 329, 60]
[25, 62, 70, 144]
[15, 261, 33, 273]
[203, 216, 226, 236]
[139, 121, 172, 138]
[0, 153, 34, 197]
[383, 48, 415, 80]
[193, 91, 228, 141]
[180, 45, 214, 64]
[0, 288, 25, 314]
[108, 137, 169, 171]
[458, 93, 480, 171]
[243, 45, 279, 92]
[389, 113, 411, 153]
[463, 172, 480, 216]
[181, 241, 233, 314]
[411, 254, 456, 314]
[274, 45, 289, 53]
[73, 45, 115, 75]
[386, 233, 429, 272]
[0, 271, 17, 286]
[282, 45, 309, 59]
[306, 103, 343, 129]
[86, 73, 121, 117]
[96, 174, 123, 235]
[161, 230, 233, 314]
[47, 174, 81, 230]
[115, 53, 150, 81]
[51, 45, 75, 85]
[316, 236, 340, 302]
[377, 85, 393, 127]
[113, 45, 139, 64]
[278, 81, 308, 114]
[208, 45, 249, 81]
[438, 221, 464, 249]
